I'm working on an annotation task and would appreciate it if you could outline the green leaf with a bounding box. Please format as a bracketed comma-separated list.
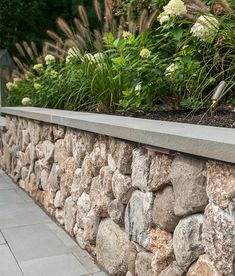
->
[173, 27, 183, 41]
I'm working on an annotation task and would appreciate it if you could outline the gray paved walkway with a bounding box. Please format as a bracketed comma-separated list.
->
[0, 170, 106, 276]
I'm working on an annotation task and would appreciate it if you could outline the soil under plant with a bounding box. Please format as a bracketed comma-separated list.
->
[102, 106, 235, 128]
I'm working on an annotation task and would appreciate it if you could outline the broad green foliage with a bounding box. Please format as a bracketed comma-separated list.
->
[5, 0, 235, 111]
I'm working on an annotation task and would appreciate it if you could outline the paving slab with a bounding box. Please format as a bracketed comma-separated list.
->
[0, 202, 50, 229]
[0, 189, 26, 205]
[0, 231, 6, 244]
[0, 244, 23, 276]
[0, 171, 106, 275]
[2, 223, 70, 262]
[20, 254, 89, 276]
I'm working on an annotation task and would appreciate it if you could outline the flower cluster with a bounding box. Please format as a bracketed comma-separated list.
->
[166, 63, 179, 76]
[44, 54, 55, 65]
[6, 77, 23, 91]
[163, 0, 187, 17]
[33, 63, 43, 72]
[191, 15, 219, 42]
[158, 12, 170, 25]
[21, 97, 31, 105]
[122, 31, 132, 39]
[140, 49, 151, 58]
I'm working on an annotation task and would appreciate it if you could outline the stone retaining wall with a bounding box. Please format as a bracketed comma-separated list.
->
[0, 115, 234, 276]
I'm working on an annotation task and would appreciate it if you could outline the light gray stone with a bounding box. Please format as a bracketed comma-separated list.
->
[173, 214, 204, 270]
[64, 196, 77, 236]
[152, 185, 180, 232]
[108, 199, 125, 225]
[54, 139, 67, 165]
[170, 155, 208, 216]
[125, 190, 153, 249]
[21, 167, 29, 180]
[41, 169, 49, 191]
[96, 218, 129, 275]
[112, 170, 133, 204]
[131, 148, 151, 191]
[203, 202, 235, 276]
[28, 121, 41, 145]
[76, 192, 91, 228]
[54, 190, 62, 208]
[48, 163, 64, 192]
[35, 140, 54, 164]
[71, 168, 83, 201]
[21, 129, 30, 151]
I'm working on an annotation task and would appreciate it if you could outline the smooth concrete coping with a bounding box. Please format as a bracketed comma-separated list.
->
[1, 106, 235, 164]
[0, 116, 6, 130]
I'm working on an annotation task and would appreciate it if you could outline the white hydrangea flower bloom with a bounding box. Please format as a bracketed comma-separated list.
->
[44, 54, 55, 65]
[166, 63, 179, 75]
[140, 49, 151, 58]
[6, 82, 16, 90]
[191, 15, 219, 42]
[13, 77, 22, 85]
[135, 83, 141, 91]
[21, 97, 31, 105]
[163, 0, 187, 16]
[33, 63, 43, 72]
[68, 47, 80, 56]
[122, 31, 132, 39]
[158, 12, 170, 24]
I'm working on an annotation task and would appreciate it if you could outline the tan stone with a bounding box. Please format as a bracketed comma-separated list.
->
[53, 125, 65, 140]
[90, 176, 112, 217]
[54, 139, 67, 165]
[207, 161, 235, 208]
[135, 251, 154, 276]
[187, 254, 221, 276]
[148, 153, 173, 191]
[150, 227, 174, 274]
[90, 139, 107, 176]
[80, 156, 93, 193]
[131, 148, 152, 191]
[100, 166, 113, 197]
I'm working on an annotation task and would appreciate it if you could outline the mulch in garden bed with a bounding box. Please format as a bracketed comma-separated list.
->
[102, 106, 235, 128]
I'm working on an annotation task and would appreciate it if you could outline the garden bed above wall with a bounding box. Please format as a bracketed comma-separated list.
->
[0, 106, 235, 276]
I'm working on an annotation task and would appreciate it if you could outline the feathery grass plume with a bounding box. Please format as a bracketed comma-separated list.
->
[76, 34, 87, 49]
[117, 16, 125, 38]
[127, 4, 132, 23]
[45, 42, 68, 57]
[13, 56, 28, 72]
[46, 30, 63, 44]
[185, 0, 209, 14]
[146, 9, 158, 29]
[94, 0, 102, 21]
[129, 21, 137, 34]
[64, 39, 78, 50]
[31, 42, 38, 56]
[214, 0, 232, 13]
[36, 57, 43, 64]
[73, 18, 90, 40]
[139, 9, 148, 33]
[22, 41, 34, 60]
[94, 29, 103, 50]
[104, 0, 113, 34]
[43, 42, 49, 56]
[15, 43, 26, 58]
[78, 5, 89, 27]
[57, 17, 74, 39]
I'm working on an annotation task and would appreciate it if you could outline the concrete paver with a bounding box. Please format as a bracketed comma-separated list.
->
[0, 171, 105, 276]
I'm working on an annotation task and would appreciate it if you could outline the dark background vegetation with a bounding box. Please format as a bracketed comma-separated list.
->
[0, 0, 99, 55]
